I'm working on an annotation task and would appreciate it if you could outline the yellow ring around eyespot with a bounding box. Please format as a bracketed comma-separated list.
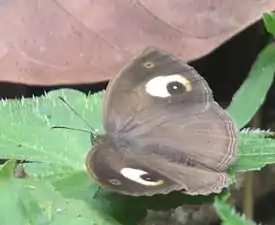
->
[143, 61, 155, 68]
[108, 179, 122, 186]
[180, 77, 192, 92]
[144, 180, 164, 186]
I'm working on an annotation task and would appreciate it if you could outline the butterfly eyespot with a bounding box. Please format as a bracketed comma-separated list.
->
[143, 61, 155, 68]
[166, 81, 186, 95]
[120, 168, 164, 186]
[145, 74, 192, 98]
[108, 179, 122, 186]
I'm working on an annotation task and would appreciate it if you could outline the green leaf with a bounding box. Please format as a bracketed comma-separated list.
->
[0, 89, 104, 167]
[226, 43, 275, 129]
[0, 158, 17, 178]
[214, 197, 255, 225]
[0, 160, 120, 225]
[263, 12, 275, 36]
[0, 89, 147, 225]
[233, 129, 275, 172]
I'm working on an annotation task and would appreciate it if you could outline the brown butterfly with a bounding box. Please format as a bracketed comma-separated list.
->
[86, 47, 237, 196]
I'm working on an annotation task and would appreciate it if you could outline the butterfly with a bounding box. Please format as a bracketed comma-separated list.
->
[86, 47, 237, 196]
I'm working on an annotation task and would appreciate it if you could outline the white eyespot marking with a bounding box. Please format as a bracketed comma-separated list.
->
[108, 179, 122, 186]
[145, 74, 191, 98]
[143, 61, 155, 68]
[120, 168, 164, 186]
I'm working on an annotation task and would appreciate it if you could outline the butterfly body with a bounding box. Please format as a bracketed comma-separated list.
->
[86, 47, 237, 196]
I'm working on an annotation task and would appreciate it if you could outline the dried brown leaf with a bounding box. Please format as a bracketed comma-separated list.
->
[0, 0, 274, 85]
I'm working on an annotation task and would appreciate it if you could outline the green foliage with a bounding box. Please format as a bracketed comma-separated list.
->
[263, 12, 275, 36]
[233, 129, 275, 171]
[0, 88, 273, 225]
[226, 42, 275, 129]
[214, 197, 255, 225]
[0, 160, 120, 225]
[1, 13, 275, 225]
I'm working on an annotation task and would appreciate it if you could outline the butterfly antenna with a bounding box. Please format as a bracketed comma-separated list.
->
[53, 97, 98, 142]
[58, 97, 95, 132]
[93, 187, 103, 199]
[51, 125, 91, 134]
